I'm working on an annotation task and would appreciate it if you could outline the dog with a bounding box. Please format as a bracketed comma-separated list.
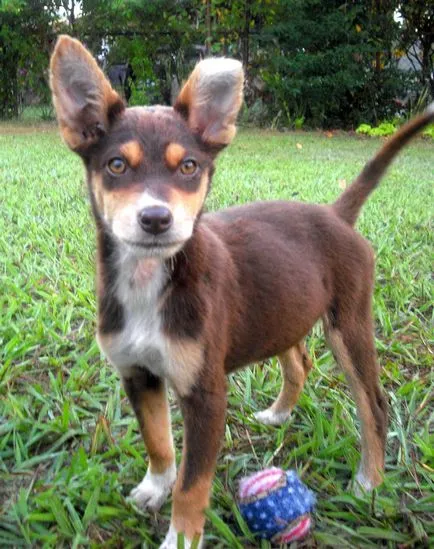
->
[49, 35, 434, 548]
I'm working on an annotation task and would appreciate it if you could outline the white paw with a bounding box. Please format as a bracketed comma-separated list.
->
[129, 462, 176, 512]
[254, 408, 291, 426]
[353, 471, 374, 497]
[159, 524, 203, 549]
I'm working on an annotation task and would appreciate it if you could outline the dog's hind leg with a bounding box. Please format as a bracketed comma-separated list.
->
[324, 307, 387, 493]
[255, 341, 313, 426]
[122, 367, 176, 511]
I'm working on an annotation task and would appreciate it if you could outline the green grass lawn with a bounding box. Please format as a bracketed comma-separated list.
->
[0, 123, 433, 548]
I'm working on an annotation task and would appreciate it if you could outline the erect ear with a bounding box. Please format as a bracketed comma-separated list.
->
[49, 35, 124, 152]
[174, 58, 244, 149]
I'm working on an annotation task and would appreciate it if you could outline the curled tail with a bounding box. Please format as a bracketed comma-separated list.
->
[333, 104, 434, 226]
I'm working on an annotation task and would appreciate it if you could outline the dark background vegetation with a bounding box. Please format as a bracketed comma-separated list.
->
[1, 0, 433, 128]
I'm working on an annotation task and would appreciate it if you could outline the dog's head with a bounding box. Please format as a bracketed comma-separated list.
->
[50, 35, 244, 259]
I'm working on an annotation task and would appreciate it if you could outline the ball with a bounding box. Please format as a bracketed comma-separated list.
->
[238, 467, 315, 544]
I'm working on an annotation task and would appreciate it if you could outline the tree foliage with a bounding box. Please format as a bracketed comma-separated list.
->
[396, 0, 434, 96]
[0, 0, 62, 117]
[259, 0, 408, 127]
[0, 0, 431, 126]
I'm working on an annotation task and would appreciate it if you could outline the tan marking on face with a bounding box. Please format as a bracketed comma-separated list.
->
[91, 171, 105, 213]
[325, 327, 384, 487]
[91, 176, 141, 225]
[167, 338, 204, 396]
[119, 140, 144, 169]
[169, 169, 209, 220]
[172, 471, 212, 539]
[165, 143, 186, 170]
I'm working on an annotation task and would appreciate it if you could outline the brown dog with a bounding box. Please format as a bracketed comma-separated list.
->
[49, 35, 434, 548]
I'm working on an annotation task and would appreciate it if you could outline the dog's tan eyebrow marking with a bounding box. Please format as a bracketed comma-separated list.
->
[165, 143, 186, 170]
[119, 140, 144, 168]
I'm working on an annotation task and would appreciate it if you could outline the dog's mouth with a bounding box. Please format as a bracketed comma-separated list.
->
[123, 239, 183, 249]
[122, 238, 185, 257]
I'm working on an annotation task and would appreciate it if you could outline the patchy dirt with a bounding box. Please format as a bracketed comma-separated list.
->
[0, 122, 57, 135]
[0, 472, 33, 511]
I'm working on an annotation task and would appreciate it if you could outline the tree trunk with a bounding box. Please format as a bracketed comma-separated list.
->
[242, 0, 250, 76]
[205, 0, 211, 55]
[421, 39, 434, 98]
[0, 50, 19, 118]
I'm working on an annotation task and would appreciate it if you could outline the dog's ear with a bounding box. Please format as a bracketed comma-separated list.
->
[174, 58, 244, 149]
[50, 35, 124, 152]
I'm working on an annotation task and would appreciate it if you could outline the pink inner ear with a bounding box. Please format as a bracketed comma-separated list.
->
[60, 88, 86, 123]
[201, 119, 222, 140]
[174, 58, 244, 146]
[66, 84, 90, 109]
[50, 35, 124, 150]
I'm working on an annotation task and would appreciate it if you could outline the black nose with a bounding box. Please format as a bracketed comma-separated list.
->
[138, 205, 173, 235]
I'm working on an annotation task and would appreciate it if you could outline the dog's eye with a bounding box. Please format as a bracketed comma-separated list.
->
[180, 158, 197, 175]
[107, 157, 127, 175]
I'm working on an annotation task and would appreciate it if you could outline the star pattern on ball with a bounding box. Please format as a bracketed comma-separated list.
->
[238, 468, 315, 541]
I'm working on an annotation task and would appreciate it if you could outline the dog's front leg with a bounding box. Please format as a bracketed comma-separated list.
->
[122, 367, 176, 511]
[161, 375, 227, 549]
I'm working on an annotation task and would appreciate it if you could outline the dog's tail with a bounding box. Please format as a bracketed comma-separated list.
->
[333, 104, 434, 226]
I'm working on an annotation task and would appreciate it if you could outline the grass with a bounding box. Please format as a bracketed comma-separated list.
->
[0, 121, 433, 548]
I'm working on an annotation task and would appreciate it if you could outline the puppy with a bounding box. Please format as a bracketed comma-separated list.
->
[49, 35, 434, 548]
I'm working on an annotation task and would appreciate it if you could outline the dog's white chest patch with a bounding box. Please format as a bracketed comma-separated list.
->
[97, 255, 169, 378]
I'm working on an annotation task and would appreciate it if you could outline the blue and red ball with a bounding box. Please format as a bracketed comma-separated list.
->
[238, 467, 315, 544]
